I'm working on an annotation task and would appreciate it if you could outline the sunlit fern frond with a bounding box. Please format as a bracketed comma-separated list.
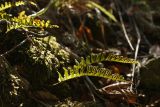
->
[57, 65, 125, 84]
[0, 1, 59, 33]
[0, 11, 59, 32]
[7, 13, 59, 32]
[79, 53, 139, 66]
[0, 1, 25, 12]
[56, 53, 139, 84]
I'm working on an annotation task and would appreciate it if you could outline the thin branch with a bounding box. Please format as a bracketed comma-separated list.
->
[114, 0, 134, 51]
[134, 22, 141, 60]
[29, 0, 55, 18]
[84, 78, 96, 102]
[118, 10, 134, 51]
[130, 20, 141, 91]
[0, 38, 28, 57]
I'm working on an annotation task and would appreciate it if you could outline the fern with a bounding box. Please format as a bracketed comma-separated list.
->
[0, 1, 59, 33]
[0, 11, 59, 32]
[0, 1, 25, 12]
[7, 11, 59, 32]
[57, 65, 125, 83]
[81, 53, 139, 65]
[55, 53, 139, 84]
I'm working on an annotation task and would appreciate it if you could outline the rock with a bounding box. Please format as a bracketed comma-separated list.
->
[140, 57, 160, 91]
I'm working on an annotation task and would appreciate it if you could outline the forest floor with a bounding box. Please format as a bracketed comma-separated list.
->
[0, 0, 160, 107]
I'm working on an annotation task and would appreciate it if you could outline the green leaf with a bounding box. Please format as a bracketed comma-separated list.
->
[87, 1, 117, 22]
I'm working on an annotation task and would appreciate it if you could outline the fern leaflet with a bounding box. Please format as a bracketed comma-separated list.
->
[0, 1, 25, 12]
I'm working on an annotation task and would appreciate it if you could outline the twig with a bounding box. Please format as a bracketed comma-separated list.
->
[133, 21, 141, 60]
[118, 10, 134, 51]
[29, 0, 55, 18]
[114, 0, 134, 51]
[95, 8, 107, 49]
[84, 78, 96, 102]
[85, 76, 97, 90]
[85, 77, 107, 102]
[0, 38, 28, 57]
[130, 20, 141, 91]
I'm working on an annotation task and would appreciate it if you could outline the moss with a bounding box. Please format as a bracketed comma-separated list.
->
[27, 36, 70, 85]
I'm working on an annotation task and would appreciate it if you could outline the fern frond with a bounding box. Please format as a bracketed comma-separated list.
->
[57, 65, 125, 84]
[1, 11, 59, 32]
[7, 15, 59, 32]
[106, 54, 139, 64]
[0, 2, 11, 12]
[80, 53, 139, 66]
[0, 1, 25, 12]
[0, 1, 59, 33]
[55, 53, 139, 84]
